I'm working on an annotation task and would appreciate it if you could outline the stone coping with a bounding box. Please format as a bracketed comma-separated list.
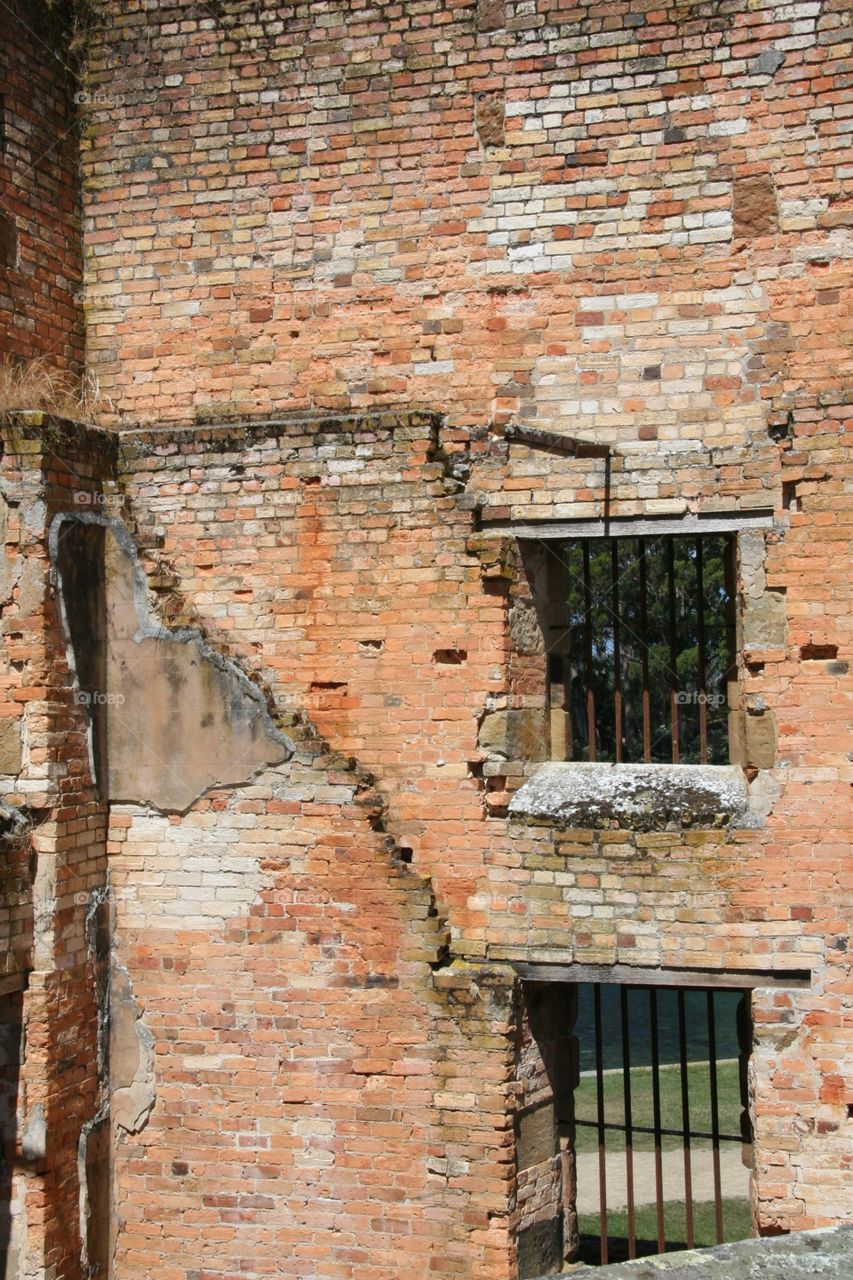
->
[532, 1224, 853, 1278]
[509, 762, 751, 831]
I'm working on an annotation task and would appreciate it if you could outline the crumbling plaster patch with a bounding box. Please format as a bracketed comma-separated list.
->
[109, 962, 155, 1135]
[20, 1102, 45, 1166]
[49, 512, 293, 813]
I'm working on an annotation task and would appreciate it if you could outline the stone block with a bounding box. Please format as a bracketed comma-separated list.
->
[0, 718, 22, 776]
[479, 708, 550, 761]
[744, 711, 777, 771]
[476, 93, 506, 149]
[733, 174, 779, 238]
[477, 0, 505, 33]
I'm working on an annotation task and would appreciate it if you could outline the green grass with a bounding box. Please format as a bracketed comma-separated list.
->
[572, 1060, 743, 1154]
[575, 1197, 752, 1264]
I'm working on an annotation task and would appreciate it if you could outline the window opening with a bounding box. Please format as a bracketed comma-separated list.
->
[549, 534, 736, 764]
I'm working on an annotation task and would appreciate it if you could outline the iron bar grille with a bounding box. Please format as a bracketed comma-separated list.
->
[572, 983, 751, 1266]
[549, 533, 736, 764]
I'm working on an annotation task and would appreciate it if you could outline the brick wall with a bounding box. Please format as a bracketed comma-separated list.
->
[104, 395, 850, 1272]
[0, 0, 84, 372]
[83, 0, 849, 433]
[107, 773, 516, 1280]
[107, 414, 517, 1277]
[2, 0, 845, 1274]
[0, 417, 114, 1278]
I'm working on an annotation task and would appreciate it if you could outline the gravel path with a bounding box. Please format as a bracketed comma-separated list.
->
[574, 1146, 749, 1214]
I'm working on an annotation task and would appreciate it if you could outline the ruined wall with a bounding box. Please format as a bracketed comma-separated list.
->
[0, 0, 84, 373]
[103, 413, 519, 1278]
[513, 983, 577, 1276]
[0, 417, 114, 1278]
[108, 394, 850, 1264]
[106, 761, 516, 1280]
[65, 0, 853, 1273]
[116, 415, 505, 929]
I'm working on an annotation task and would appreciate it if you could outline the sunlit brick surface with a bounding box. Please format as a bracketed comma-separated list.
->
[0, 1, 850, 1276]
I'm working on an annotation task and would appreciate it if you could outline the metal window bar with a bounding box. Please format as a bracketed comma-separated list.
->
[574, 984, 748, 1265]
[667, 539, 680, 763]
[696, 538, 708, 764]
[620, 986, 636, 1259]
[594, 985, 608, 1263]
[678, 989, 695, 1249]
[583, 541, 596, 761]
[723, 538, 738, 755]
[612, 541, 623, 763]
[708, 990, 724, 1245]
[638, 539, 652, 761]
[649, 988, 665, 1253]
[563, 534, 734, 766]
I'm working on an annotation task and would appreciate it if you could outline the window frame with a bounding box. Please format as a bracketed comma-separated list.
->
[543, 530, 738, 767]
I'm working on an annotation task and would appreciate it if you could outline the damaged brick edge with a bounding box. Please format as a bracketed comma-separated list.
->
[116, 407, 447, 455]
[108, 959, 156, 1135]
[49, 513, 455, 965]
[77, 882, 112, 1276]
[0, 798, 31, 845]
[78, 883, 155, 1276]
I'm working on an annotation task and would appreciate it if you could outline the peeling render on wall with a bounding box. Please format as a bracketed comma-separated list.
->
[50, 512, 294, 812]
[109, 962, 155, 1137]
[75, 883, 112, 1279]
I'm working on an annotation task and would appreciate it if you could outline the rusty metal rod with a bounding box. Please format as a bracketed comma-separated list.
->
[696, 538, 708, 763]
[638, 540, 651, 761]
[594, 985, 608, 1263]
[612, 540, 623, 763]
[573, 1119, 742, 1144]
[708, 990, 724, 1244]
[583, 541, 596, 762]
[650, 988, 665, 1254]
[620, 985, 636, 1259]
[678, 989, 695, 1249]
[667, 537, 680, 763]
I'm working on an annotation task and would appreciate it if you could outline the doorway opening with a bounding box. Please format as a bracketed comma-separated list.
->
[513, 973, 765, 1276]
[565, 980, 752, 1265]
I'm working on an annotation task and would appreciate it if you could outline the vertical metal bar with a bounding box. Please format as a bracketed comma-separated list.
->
[723, 537, 738, 760]
[650, 988, 665, 1254]
[561, 543, 572, 761]
[696, 538, 708, 764]
[678, 990, 695, 1249]
[620, 986, 636, 1260]
[594, 986, 608, 1264]
[583, 542, 596, 762]
[638, 540, 651, 762]
[667, 538, 680, 763]
[612, 541, 622, 762]
[707, 990, 724, 1244]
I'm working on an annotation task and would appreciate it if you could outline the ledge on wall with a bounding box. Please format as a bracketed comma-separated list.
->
[529, 1224, 853, 1279]
[508, 762, 750, 832]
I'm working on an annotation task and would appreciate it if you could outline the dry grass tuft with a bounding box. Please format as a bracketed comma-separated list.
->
[0, 357, 106, 420]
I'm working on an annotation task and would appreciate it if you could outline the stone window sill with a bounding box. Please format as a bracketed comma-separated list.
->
[508, 762, 750, 831]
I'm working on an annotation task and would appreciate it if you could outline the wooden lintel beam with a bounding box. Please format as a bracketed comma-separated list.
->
[0, 971, 29, 997]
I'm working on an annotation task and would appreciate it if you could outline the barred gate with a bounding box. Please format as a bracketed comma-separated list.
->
[569, 981, 752, 1265]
